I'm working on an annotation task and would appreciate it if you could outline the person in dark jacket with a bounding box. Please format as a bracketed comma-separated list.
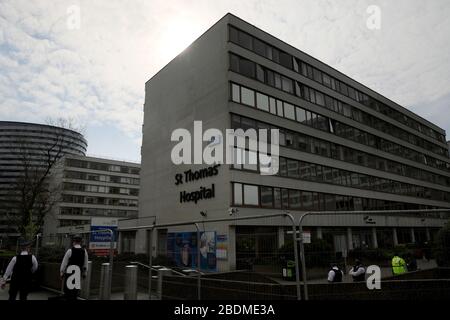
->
[60, 234, 89, 300]
[406, 253, 418, 272]
[1, 238, 38, 301]
[327, 264, 343, 283]
[349, 259, 366, 282]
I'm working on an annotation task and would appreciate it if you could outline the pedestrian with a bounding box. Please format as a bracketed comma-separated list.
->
[1, 238, 38, 301]
[349, 259, 366, 282]
[60, 234, 88, 300]
[327, 263, 343, 283]
[406, 253, 418, 272]
[391, 253, 407, 276]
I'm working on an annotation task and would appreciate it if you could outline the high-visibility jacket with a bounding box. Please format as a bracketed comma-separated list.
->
[392, 256, 407, 275]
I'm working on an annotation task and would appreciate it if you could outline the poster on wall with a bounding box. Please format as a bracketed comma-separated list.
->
[216, 234, 228, 260]
[167, 231, 217, 271]
[89, 217, 118, 256]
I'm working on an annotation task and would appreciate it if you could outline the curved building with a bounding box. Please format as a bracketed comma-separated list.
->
[0, 121, 87, 237]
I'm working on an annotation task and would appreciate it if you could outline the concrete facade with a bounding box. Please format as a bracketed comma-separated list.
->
[119, 14, 450, 272]
[43, 155, 140, 241]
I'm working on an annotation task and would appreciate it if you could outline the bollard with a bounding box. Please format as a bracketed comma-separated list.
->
[99, 263, 111, 300]
[124, 265, 138, 300]
[157, 268, 171, 300]
[80, 261, 92, 299]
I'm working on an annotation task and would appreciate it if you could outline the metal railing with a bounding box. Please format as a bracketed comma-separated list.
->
[115, 208, 450, 300]
[296, 209, 450, 300]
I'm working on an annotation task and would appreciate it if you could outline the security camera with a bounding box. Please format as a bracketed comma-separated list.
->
[228, 207, 238, 216]
[200, 211, 207, 217]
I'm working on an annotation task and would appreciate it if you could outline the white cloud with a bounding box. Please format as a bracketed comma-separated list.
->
[0, 0, 450, 154]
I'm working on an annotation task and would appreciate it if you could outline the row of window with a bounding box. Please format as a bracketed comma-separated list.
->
[231, 114, 450, 187]
[61, 194, 138, 207]
[64, 171, 140, 185]
[229, 53, 449, 159]
[0, 127, 86, 141]
[0, 144, 86, 157]
[65, 159, 140, 175]
[232, 149, 450, 202]
[232, 182, 439, 211]
[0, 135, 87, 152]
[58, 219, 90, 227]
[231, 83, 449, 171]
[228, 25, 446, 144]
[60, 207, 137, 218]
[63, 182, 139, 196]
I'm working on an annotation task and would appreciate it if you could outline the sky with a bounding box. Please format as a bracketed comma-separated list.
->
[1, 0, 450, 162]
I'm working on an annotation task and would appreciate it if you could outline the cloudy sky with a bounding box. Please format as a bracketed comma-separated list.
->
[1, 0, 449, 162]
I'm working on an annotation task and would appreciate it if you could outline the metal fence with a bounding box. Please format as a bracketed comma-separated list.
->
[121, 212, 301, 300]
[33, 229, 115, 300]
[7, 209, 447, 300]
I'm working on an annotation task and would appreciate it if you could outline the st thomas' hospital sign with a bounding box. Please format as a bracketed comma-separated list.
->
[175, 164, 220, 204]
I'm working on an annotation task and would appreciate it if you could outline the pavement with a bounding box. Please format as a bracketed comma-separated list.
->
[0, 285, 55, 300]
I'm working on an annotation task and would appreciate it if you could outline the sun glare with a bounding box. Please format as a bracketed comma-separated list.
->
[159, 18, 200, 61]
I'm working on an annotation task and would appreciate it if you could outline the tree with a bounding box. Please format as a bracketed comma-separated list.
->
[6, 118, 84, 242]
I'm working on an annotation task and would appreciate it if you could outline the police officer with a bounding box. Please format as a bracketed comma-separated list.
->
[349, 259, 366, 282]
[391, 253, 407, 276]
[60, 234, 88, 300]
[327, 263, 343, 283]
[1, 238, 38, 301]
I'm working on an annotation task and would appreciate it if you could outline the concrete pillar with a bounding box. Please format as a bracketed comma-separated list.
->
[410, 228, 416, 244]
[99, 263, 111, 300]
[124, 265, 138, 300]
[117, 232, 122, 254]
[425, 228, 431, 241]
[347, 227, 353, 251]
[228, 226, 236, 270]
[278, 227, 285, 248]
[393, 228, 399, 246]
[316, 227, 323, 240]
[371, 227, 378, 249]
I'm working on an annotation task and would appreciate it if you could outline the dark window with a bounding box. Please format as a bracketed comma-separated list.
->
[313, 68, 322, 83]
[229, 26, 239, 43]
[238, 31, 253, 50]
[281, 76, 294, 93]
[256, 65, 265, 82]
[253, 38, 267, 57]
[274, 188, 282, 208]
[287, 159, 299, 178]
[260, 186, 274, 207]
[281, 188, 289, 209]
[239, 58, 255, 78]
[279, 51, 293, 69]
[302, 191, 313, 210]
[230, 54, 239, 72]
[289, 190, 301, 209]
